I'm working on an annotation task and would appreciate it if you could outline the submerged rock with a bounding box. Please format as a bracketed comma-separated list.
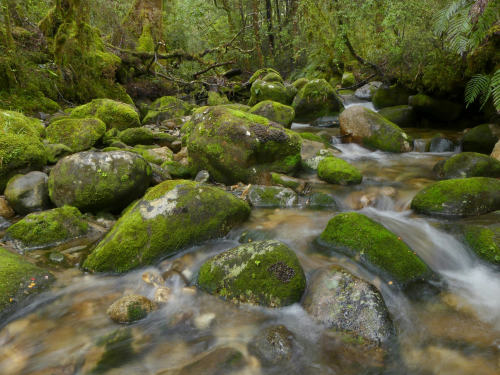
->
[317, 156, 363, 185]
[107, 295, 156, 323]
[70, 99, 141, 130]
[46, 117, 106, 152]
[428, 135, 455, 153]
[143, 96, 194, 124]
[462, 124, 500, 154]
[247, 185, 298, 208]
[249, 100, 295, 127]
[48, 151, 152, 212]
[318, 212, 431, 286]
[292, 79, 343, 122]
[248, 325, 296, 366]
[198, 240, 306, 307]
[433, 152, 500, 179]
[339, 106, 412, 153]
[84, 180, 250, 273]
[175, 347, 246, 375]
[303, 266, 393, 343]
[5, 171, 50, 215]
[411, 178, 500, 217]
[306, 192, 339, 210]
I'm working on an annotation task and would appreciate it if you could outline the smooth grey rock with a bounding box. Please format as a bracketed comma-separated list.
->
[195, 170, 210, 183]
[5, 171, 50, 215]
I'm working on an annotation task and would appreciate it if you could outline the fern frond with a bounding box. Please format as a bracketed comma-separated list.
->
[465, 74, 490, 108]
[434, 0, 471, 35]
[469, 1, 500, 51]
[491, 69, 500, 112]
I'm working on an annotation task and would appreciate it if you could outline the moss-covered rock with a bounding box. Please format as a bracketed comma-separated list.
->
[292, 78, 309, 91]
[0, 110, 45, 138]
[408, 94, 462, 122]
[462, 124, 500, 154]
[83, 180, 250, 273]
[142, 96, 194, 124]
[0, 132, 47, 192]
[207, 91, 230, 106]
[372, 86, 412, 109]
[48, 151, 152, 212]
[219, 103, 251, 112]
[186, 106, 302, 184]
[247, 186, 298, 208]
[131, 146, 173, 166]
[378, 105, 417, 127]
[292, 79, 343, 122]
[248, 68, 282, 85]
[462, 224, 500, 265]
[339, 106, 412, 153]
[307, 192, 339, 210]
[198, 240, 306, 307]
[303, 266, 393, 343]
[249, 100, 295, 127]
[248, 79, 292, 106]
[161, 160, 195, 178]
[411, 178, 500, 217]
[5, 171, 50, 215]
[45, 143, 73, 164]
[433, 152, 500, 179]
[341, 72, 356, 87]
[119, 127, 155, 146]
[0, 247, 54, 319]
[71, 99, 140, 131]
[317, 156, 363, 185]
[270, 173, 306, 192]
[318, 213, 431, 286]
[107, 295, 156, 323]
[3, 206, 89, 251]
[46, 117, 106, 152]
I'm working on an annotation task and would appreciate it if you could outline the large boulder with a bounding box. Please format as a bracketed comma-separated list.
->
[71, 99, 141, 130]
[354, 81, 383, 100]
[46, 117, 106, 152]
[462, 124, 500, 154]
[142, 96, 194, 124]
[48, 151, 152, 212]
[292, 79, 343, 122]
[411, 178, 500, 217]
[198, 240, 306, 307]
[0, 132, 47, 192]
[372, 86, 412, 109]
[318, 212, 431, 286]
[83, 180, 250, 273]
[4, 171, 50, 215]
[248, 79, 292, 106]
[0, 247, 54, 319]
[433, 152, 500, 179]
[378, 105, 417, 127]
[0, 110, 45, 137]
[249, 100, 295, 128]
[339, 106, 412, 152]
[317, 156, 362, 185]
[303, 266, 394, 344]
[186, 106, 302, 184]
[3, 206, 90, 251]
[408, 94, 462, 122]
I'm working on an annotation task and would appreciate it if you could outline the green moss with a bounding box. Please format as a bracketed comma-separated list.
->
[435, 152, 500, 179]
[46, 117, 106, 152]
[319, 213, 431, 285]
[161, 160, 195, 178]
[372, 86, 412, 109]
[198, 240, 306, 307]
[317, 156, 362, 185]
[341, 72, 356, 87]
[71, 99, 140, 131]
[249, 100, 295, 127]
[248, 80, 291, 106]
[93, 328, 135, 374]
[292, 78, 309, 91]
[0, 110, 44, 138]
[462, 124, 499, 154]
[207, 91, 230, 106]
[136, 23, 155, 53]
[262, 72, 283, 83]
[292, 79, 343, 122]
[378, 105, 417, 127]
[298, 132, 329, 145]
[45, 143, 72, 164]
[411, 177, 500, 217]
[248, 185, 298, 207]
[270, 173, 302, 190]
[4, 206, 89, 249]
[248, 68, 282, 85]
[218, 103, 251, 112]
[463, 225, 500, 265]
[119, 127, 155, 146]
[142, 96, 194, 124]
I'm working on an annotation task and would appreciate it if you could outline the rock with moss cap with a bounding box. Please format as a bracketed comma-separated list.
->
[411, 177, 500, 217]
[317, 156, 362, 185]
[270, 173, 306, 192]
[292, 77, 309, 91]
[248, 186, 298, 208]
[198, 240, 306, 307]
[433, 152, 500, 179]
[5, 171, 50, 215]
[248, 79, 292, 106]
[248, 68, 283, 85]
[84, 180, 250, 273]
[303, 266, 394, 343]
[186, 106, 302, 185]
[318, 213, 432, 286]
[461, 223, 500, 265]
[3, 206, 89, 251]
[378, 105, 417, 127]
[119, 127, 156, 146]
[46, 117, 106, 152]
[71, 99, 140, 130]
[372, 86, 412, 109]
[249, 100, 295, 128]
[409, 94, 462, 122]
[340, 106, 412, 153]
[292, 79, 343, 123]
[107, 295, 156, 323]
[0, 247, 54, 319]
[48, 151, 152, 212]
[0, 132, 47, 192]
[142, 96, 194, 124]
[341, 72, 356, 87]
[0, 110, 45, 138]
[462, 124, 500, 154]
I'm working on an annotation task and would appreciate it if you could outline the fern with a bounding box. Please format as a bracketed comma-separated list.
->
[491, 69, 500, 112]
[465, 74, 490, 108]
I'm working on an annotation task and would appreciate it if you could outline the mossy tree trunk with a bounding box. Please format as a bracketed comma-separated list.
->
[1, 0, 14, 50]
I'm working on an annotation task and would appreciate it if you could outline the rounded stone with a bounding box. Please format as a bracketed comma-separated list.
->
[107, 295, 155, 323]
[5, 171, 50, 215]
[248, 325, 296, 366]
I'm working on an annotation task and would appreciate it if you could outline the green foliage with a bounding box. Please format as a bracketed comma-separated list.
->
[465, 69, 500, 111]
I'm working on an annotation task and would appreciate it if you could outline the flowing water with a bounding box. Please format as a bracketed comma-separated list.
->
[1, 102, 499, 375]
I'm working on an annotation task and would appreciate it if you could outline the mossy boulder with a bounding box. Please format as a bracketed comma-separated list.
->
[142, 96, 194, 124]
[45, 143, 73, 164]
[433, 152, 500, 179]
[247, 186, 298, 208]
[0, 110, 45, 138]
[378, 105, 417, 127]
[318, 213, 431, 286]
[186, 106, 302, 184]
[198, 240, 306, 307]
[341, 72, 356, 87]
[303, 266, 394, 343]
[248, 79, 292, 106]
[462, 124, 500, 154]
[408, 94, 462, 122]
[248, 68, 282, 85]
[48, 151, 152, 212]
[0, 132, 47, 192]
[411, 178, 500, 217]
[317, 156, 363, 185]
[3, 206, 89, 251]
[462, 224, 500, 265]
[46, 117, 106, 152]
[83, 180, 250, 273]
[132, 146, 173, 166]
[71, 99, 140, 130]
[292, 79, 343, 122]
[5, 171, 50, 215]
[249, 100, 295, 128]
[119, 127, 155, 146]
[107, 295, 156, 323]
[207, 91, 230, 106]
[0, 247, 54, 319]
[263, 72, 284, 83]
[372, 86, 412, 109]
[339, 106, 412, 152]
[292, 78, 309, 91]
[219, 103, 251, 112]
[161, 160, 195, 178]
